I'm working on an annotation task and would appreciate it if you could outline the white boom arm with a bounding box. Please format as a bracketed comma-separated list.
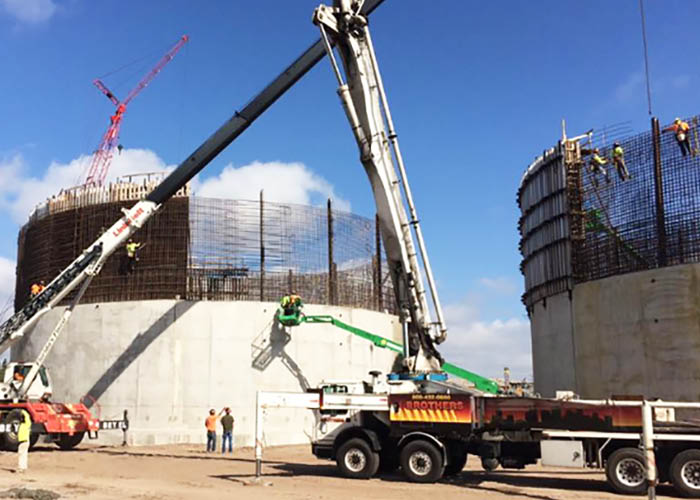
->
[0, 200, 159, 359]
[313, 0, 447, 371]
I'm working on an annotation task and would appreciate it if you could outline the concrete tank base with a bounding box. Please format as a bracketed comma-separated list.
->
[12, 300, 401, 447]
[530, 262, 700, 400]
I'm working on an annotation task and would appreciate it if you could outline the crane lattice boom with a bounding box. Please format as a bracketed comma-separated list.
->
[84, 35, 189, 187]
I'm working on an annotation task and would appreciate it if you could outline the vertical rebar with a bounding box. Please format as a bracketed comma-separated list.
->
[652, 117, 667, 266]
[327, 198, 335, 305]
[259, 190, 265, 302]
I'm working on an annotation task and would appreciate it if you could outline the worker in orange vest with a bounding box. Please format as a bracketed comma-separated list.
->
[205, 408, 224, 452]
[30, 280, 45, 298]
[664, 117, 692, 157]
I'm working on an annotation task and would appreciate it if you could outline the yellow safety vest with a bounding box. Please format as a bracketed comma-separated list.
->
[17, 410, 31, 443]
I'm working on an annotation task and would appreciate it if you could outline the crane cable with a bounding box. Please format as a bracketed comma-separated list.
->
[639, 0, 653, 116]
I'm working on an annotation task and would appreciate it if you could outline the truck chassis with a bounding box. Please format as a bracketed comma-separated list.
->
[256, 388, 700, 497]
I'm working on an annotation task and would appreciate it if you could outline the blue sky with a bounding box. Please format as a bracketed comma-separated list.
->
[1, 0, 699, 378]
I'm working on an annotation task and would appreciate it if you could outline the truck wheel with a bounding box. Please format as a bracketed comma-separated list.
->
[444, 447, 468, 476]
[1, 409, 26, 452]
[400, 440, 444, 483]
[336, 438, 379, 479]
[605, 448, 647, 495]
[57, 432, 85, 450]
[481, 457, 499, 471]
[671, 449, 700, 497]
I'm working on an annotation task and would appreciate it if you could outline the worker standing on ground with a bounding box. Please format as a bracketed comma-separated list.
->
[125, 239, 142, 274]
[612, 142, 630, 181]
[16, 409, 31, 473]
[663, 117, 692, 157]
[205, 408, 224, 453]
[220, 408, 234, 454]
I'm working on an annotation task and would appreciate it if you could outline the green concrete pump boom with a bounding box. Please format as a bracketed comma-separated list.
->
[300, 314, 499, 394]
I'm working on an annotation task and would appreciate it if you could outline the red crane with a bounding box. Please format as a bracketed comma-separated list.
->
[84, 35, 189, 187]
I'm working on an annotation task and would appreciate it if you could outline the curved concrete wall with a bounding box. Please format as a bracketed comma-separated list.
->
[12, 300, 401, 446]
[531, 262, 700, 400]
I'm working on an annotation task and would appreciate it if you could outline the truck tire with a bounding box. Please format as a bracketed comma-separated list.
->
[1, 409, 26, 452]
[444, 446, 468, 476]
[57, 432, 85, 450]
[670, 449, 700, 498]
[335, 437, 380, 479]
[605, 447, 647, 496]
[481, 457, 499, 471]
[400, 440, 444, 483]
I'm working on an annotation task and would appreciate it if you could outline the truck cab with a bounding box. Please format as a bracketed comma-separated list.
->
[0, 361, 53, 401]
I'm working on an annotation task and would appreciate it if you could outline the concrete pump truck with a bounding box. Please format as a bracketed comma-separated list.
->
[254, 3, 700, 498]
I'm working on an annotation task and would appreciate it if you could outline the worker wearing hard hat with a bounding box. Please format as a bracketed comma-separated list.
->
[663, 117, 692, 157]
[612, 142, 630, 181]
[589, 149, 611, 184]
[125, 239, 142, 274]
[29, 280, 46, 298]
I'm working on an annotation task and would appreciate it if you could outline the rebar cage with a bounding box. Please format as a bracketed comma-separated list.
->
[518, 115, 700, 310]
[15, 190, 396, 314]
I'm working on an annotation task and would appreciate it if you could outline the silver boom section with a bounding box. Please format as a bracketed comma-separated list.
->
[314, 0, 447, 372]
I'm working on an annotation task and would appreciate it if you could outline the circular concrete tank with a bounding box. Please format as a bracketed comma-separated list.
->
[12, 180, 401, 445]
[518, 121, 700, 400]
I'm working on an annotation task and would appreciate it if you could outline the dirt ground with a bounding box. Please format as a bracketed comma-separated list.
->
[0, 443, 681, 499]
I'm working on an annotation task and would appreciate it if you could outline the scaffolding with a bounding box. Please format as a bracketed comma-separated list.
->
[15, 185, 395, 315]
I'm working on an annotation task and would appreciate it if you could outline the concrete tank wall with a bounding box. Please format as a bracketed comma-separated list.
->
[573, 262, 700, 400]
[12, 300, 401, 447]
[529, 291, 576, 397]
[530, 262, 700, 400]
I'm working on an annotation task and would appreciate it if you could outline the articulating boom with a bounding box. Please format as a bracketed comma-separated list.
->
[313, 1, 447, 372]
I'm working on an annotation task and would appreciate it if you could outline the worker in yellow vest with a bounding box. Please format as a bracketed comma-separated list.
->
[16, 409, 31, 473]
[125, 239, 142, 274]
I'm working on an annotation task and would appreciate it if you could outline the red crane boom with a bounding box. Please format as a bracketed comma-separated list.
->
[84, 35, 189, 187]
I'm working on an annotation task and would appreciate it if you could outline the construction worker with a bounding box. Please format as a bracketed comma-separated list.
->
[16, 409, 31, 473]
[280, 294, 293, 316]
[289, 291, 302, 311]
[612, 142, 630, 181]
[29, 280, 45, 297]
[663, 117, 692, 157]
[205, 408, 225, 452]
[589, 149, 610, 184]
[125, 239, 142, 274]
[220, 408, 234, 454]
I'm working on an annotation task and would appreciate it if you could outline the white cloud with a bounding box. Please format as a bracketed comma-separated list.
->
[613, 72, 644, 104]
[478, 276, 517, 295]
[194, 160, 350, 211]
[0, 149, 172, 224]
[439, 299, 532, 381]
[0, 0, 57, 24]
[0, 256, 15, 322]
